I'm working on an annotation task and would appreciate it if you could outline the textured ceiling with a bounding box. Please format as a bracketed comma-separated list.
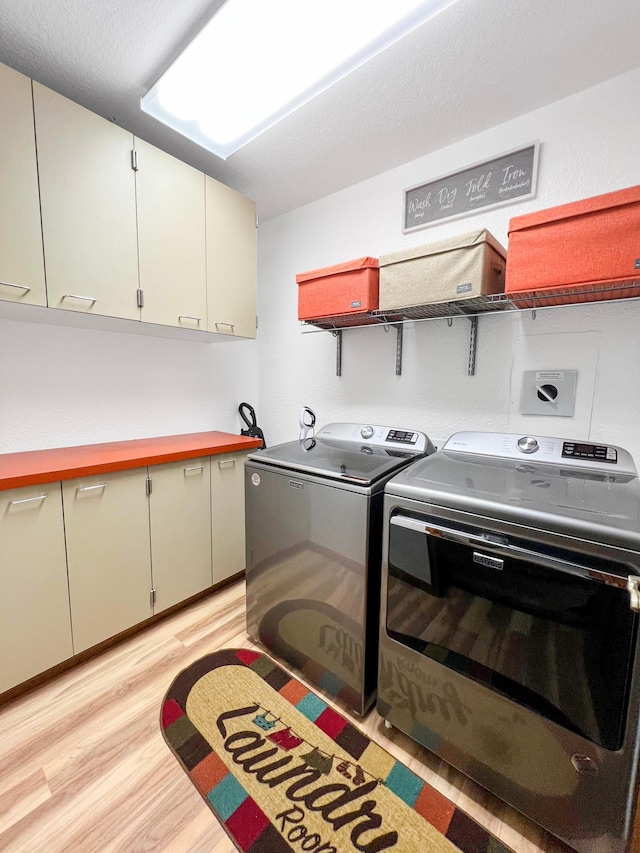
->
[0, 0, 639, 221]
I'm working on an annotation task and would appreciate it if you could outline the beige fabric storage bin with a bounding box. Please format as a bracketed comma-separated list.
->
[378, 229, 506, 311]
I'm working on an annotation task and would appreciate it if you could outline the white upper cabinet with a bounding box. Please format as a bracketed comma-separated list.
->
[0, 64, 46, 306]
[33, 82, 140, 320]
[206, 176, 257, 338]
[1, 62, 255, 337]
[134, 138, 207, 329]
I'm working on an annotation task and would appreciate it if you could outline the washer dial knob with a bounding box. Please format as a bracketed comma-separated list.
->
[517, 435, 539, 454]
[360, 425, 375, 439]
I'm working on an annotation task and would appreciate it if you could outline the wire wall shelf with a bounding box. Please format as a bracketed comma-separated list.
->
[300, 280, 640, 376]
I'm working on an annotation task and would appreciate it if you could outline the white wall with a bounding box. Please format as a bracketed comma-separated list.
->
[1, 68, 639, 460]
[256, 68, 640, 460]
[0, 311, 258, 453]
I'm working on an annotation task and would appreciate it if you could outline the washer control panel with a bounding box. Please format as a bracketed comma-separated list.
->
[562, 441, 618, 463]
[386, 429, 419, 445]
[443, 431, 637, 475]
[316, 423, 431, 454]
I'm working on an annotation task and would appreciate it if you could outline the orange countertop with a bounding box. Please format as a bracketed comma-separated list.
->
[0, 431, 263, 491]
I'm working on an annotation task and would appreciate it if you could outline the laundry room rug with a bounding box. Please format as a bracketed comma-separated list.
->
[161, 648, 514, 853]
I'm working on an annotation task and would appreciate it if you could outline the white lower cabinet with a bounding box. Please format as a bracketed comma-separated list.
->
[1, 449, 250, 693]
[211, 451, 250, 584]
[148, 458, 212, 614]
[0, 484, 73, 693]
[62, 469, 153, 654]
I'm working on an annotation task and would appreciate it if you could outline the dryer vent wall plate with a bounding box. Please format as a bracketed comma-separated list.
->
[521, 369, 578, 417]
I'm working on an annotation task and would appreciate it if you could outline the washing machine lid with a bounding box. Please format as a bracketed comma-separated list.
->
[246, 423, 433, 486]
[386, 431, 640, 550]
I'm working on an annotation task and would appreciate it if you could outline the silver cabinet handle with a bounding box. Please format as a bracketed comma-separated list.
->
[77, 483, 107, 493]
[178, 315, 201, 325]
[184, 464, 205, 473]
[63, 294, 97, 305]
[215, 322, 235, 332]
[1, 281, 31, 293]
[9, 494, 47, 505]
[218, 458, 236, 468]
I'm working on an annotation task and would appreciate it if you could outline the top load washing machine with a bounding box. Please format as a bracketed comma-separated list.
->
[245, 422, 434, 715]
[378, 431, 640, 853]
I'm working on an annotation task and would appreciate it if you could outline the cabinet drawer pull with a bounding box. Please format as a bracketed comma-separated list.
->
[184, 464, 205, 473]
[218, 458, 237, 468]
[214, 322, 235, 333]
[77, 483, 107, 493]
[9, 494, 47, 506]
[1, 281, 31, 293]
[178, 315, 201, 325]
[63, 294, 97, 305]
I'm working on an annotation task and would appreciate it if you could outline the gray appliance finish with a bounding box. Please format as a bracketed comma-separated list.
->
[378, 431, 640, 853]
[245, 422, 434, 715]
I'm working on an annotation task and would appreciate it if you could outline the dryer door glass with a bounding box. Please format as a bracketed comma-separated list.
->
[385, 513, 638, 751]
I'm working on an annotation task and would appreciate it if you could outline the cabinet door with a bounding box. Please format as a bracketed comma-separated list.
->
[135, 138, 207, 329]
[0, 483, 72, 692]
[211, 451, 249, 584]
[33, 82, 140, 320]
[62, 469, 152, 653]
[148, 457, 212, 613]
[206, 176, 257, 338]
[0, 64, 46, 306]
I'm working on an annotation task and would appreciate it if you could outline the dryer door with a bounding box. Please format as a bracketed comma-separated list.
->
[385, 512, 638, 751]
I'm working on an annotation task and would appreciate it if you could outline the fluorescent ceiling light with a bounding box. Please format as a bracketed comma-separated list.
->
[141, 0, 459, 160]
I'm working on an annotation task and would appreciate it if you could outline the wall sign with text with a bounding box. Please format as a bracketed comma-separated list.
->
[403, 141, 540, 233]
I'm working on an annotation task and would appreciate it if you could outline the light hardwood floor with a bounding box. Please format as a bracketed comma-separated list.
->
[0, 580, 579, 852]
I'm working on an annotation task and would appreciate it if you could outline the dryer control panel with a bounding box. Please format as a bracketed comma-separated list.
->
[443, 431, 637, 475]
[562, 441, 617, 463]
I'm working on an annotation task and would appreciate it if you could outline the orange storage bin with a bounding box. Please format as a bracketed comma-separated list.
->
[297, 257, 379, 320]
[506, 185, 640, 306]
